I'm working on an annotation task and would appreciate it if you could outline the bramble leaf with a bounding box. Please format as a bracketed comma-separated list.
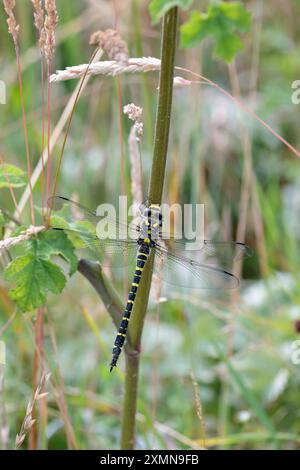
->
[4, 229, 78, 311]
[149, 0, 194, 24]
[4, 254, 66, 311]
[214, 31, 244, 62]
[180, 1, 251, 62]
[36, 230, 78, 275]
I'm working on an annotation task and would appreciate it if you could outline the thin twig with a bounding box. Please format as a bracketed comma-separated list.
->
[48, 48, 102, 223]
[9, 49, 103, 231]
[15, 372, 50, 449]
[3, 0, 35, 224]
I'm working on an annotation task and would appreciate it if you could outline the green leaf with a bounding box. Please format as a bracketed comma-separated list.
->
[49, 211, 96, 250]
[0, 164, 27, 188]
[180, 11, 216, 48]
[218, 1, 251, 32]
[180, 1, 251, 62]
[214, 31, 243, 62]
[149, 0, 194, 24]
[4, 254, 66, 311]
[49, 214, 70, 230]
[4, 229, 78, 311]
[36, 230, 78, 275]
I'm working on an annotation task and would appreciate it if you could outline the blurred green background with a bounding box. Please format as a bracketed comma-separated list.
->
[1, 0, 300, 450]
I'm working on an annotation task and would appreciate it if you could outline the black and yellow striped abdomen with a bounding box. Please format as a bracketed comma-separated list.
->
[109, 243, 151, 371]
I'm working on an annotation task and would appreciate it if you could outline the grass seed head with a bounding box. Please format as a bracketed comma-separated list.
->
[89, 29, 129, 65]
[44, 0, 58, 63]
[3, 0, 19, 44]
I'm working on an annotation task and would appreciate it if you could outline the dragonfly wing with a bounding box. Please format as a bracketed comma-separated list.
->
[161, 239, 249, 271]
[50, 228, 138, 267]
[153, 246, 239, 289]
[48, 196, 140, 241]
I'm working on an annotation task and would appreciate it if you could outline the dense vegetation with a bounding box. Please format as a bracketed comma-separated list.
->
[0, 0, 300, 450]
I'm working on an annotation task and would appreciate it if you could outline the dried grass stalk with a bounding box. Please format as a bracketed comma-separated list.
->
[0, 357, 9, 449]
[124, 103, 143, 139]
[50, 57, 204, 89]
[124, 104, 144, 209]
[123, 102, 143, 122]
[128, 127, 143, 208]
[0, 225, 45, 251]
[89, 29, 129, 65]
[44, 0, 58, 63]
[31, 0, 46, 51]
[3, 0, 35, 224]
[173, 76, 206, 87]
[152, 247, 167, 304]
[3, 0, 19, 45]
[15, 372, 50, 449]
[50, 57, 161, 82]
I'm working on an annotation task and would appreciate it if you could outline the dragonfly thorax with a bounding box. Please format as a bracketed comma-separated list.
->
[139, 204, 162, 242]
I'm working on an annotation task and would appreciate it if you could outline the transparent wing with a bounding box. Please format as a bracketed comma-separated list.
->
[152, 243, 239, 289]
[50, 227, 138, 267]
[161, 239, 250, 271]
[48, 196, 140, 241]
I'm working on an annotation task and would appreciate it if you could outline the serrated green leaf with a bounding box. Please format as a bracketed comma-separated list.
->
[4, 254, 66, 311]
[0, 164, 27, 188]
[149, 0, 194, 24]
[4, 227, 78, 311]
[214, 31, 243, 62]
[180, 1, 251, 62]
[49, 211, 96, 250]
[36, 230, 78, 275]
[180, 11, 217, 48]
[218, 2, 251, 32]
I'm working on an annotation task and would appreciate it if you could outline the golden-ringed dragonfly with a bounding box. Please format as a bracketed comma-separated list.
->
[48, 196, 249, 371]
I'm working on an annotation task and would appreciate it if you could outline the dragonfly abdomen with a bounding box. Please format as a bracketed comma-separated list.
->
[109, 243, 151, 371]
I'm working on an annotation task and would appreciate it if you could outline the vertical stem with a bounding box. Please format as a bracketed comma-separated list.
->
[120, 354, 139, 449]
[120, 7, 178, 450]
[0, 358, 8, 450]
[132, 0, 154, 148]
[29, 309, 42, 449]
[148, 9, 178, 204]
[15, 51, 35, 225]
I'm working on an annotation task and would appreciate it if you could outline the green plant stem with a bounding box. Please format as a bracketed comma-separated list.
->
[77, 259, 135, 353]
[148, 11, 178, 204]
[120, 8, 178, 450]
[78, 8, 178, 450]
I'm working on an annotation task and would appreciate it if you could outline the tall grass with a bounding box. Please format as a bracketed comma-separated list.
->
[1, 0, 300, 451]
